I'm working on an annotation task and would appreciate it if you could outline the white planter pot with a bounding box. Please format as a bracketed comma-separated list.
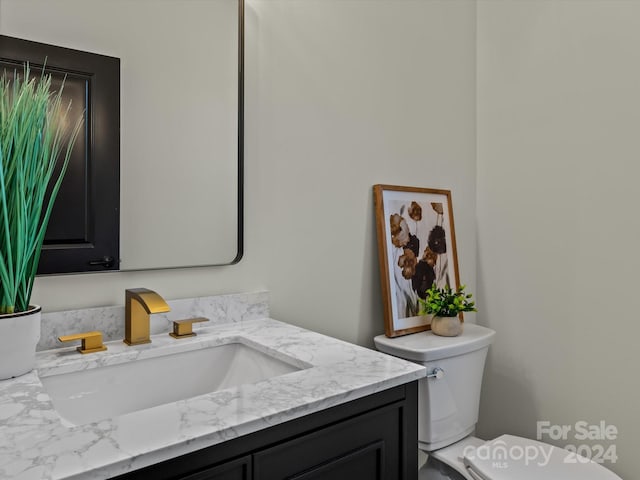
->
[0, 306, 41, 380]
[430, 315, 463, 337]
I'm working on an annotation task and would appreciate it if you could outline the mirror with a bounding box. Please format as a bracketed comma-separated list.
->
[0, 0, 243, 270]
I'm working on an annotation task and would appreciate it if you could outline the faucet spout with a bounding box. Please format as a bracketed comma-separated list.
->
[124, 288, 171, 345]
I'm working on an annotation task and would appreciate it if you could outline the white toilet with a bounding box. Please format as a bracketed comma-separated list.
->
[374, 324, 622, 480]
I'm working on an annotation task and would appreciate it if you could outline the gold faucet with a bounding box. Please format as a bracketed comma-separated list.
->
[124, 288, 171, 345]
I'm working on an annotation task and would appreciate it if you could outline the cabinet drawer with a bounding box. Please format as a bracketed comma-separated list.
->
[253, 403, 402, 480]
[180, 456, 251, 480]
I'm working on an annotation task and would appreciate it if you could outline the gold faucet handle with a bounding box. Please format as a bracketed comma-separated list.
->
[58, 331, 108, 354]
[169, 317, 209, 339]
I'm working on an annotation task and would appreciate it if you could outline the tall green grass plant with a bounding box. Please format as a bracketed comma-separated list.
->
[0, 65, 82, 313]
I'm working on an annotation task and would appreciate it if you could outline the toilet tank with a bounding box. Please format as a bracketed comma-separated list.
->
[374, 324, 495, 452]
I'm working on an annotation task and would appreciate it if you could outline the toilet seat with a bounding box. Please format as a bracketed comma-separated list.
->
[463, 434, 621, 480]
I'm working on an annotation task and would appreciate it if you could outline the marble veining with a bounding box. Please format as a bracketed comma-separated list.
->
[1, 314, 425, 480]
[38, 291, 269, 351]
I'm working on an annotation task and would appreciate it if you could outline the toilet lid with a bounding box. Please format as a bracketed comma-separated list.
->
[464, 435, 621, 480]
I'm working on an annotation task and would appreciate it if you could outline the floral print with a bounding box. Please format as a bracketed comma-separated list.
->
[408, 202, 422, 222]
[390, 214, 410, 248]
[428, 225, 447, 254]
[406, 234, 420, 258]
[398, 248, 418, 279]
[388, 199, 451, 318]
[422, 246, 438, 267]
[412, 260, 436, 299]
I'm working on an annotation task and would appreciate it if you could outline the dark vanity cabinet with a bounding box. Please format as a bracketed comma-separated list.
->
[113, 382, 418, 480]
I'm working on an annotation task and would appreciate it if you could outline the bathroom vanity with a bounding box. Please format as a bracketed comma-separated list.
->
[115, 380, 417, 480]
[0, 294, 424, 480]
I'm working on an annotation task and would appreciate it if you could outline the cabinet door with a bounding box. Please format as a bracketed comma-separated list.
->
[253, 403, 402, 480]
[180, 456, 251, 480]
[0, 34, 120, 274]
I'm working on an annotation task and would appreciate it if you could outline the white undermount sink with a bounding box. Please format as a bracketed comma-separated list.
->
[39, 342, 302, 426]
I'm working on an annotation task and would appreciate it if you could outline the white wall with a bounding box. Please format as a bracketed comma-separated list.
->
[477, 2, 640, 478]
[29, 0, 478, 347]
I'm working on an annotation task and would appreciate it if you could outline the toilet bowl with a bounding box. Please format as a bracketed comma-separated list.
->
[374, 324, 622, 480]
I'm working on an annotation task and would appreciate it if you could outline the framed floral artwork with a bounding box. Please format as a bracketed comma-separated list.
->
[373, 185, 461, 337]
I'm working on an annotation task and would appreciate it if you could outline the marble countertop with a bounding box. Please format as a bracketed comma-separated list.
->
[0, 318, 425, 480]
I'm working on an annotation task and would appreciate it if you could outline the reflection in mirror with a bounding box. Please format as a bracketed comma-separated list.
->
[0, 0, 243, 270]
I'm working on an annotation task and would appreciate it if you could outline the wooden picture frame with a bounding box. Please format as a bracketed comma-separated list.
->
[373, 185, 461, 337]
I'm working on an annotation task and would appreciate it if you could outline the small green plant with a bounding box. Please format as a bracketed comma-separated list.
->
[0, 65, 83, 313]
[418, 284, 477, 317]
